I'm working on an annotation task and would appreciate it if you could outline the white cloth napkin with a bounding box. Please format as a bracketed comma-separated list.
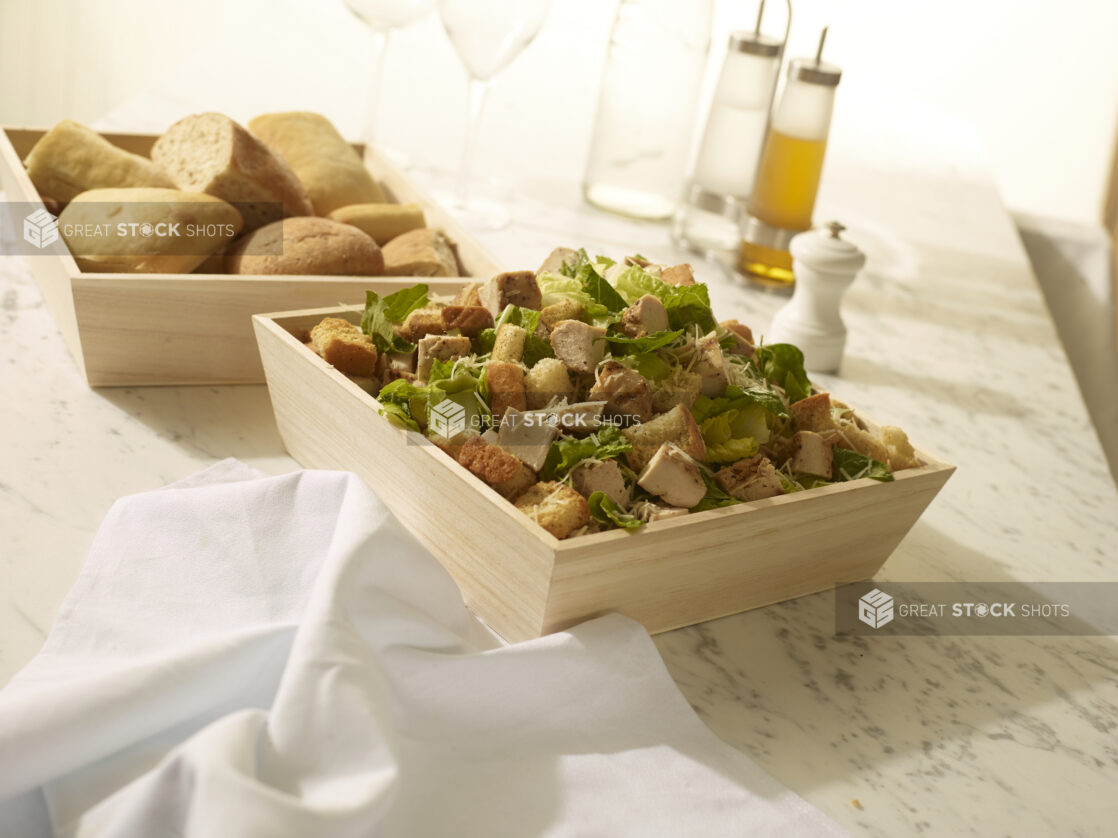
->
[0, 461, 846, 837]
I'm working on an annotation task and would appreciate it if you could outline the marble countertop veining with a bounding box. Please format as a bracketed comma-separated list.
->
[3, 5, 1118, 833]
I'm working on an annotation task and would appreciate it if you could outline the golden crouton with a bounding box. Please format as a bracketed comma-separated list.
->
[825, 419, 890, 464]
[524, 357, 574, 409]
[492, 323, 527, 363]
[790, 392, 835, 433]
[452, 282, 482, 307]
[539, 298, 583, 330]
[622, 403, 706, 471]
[458, 436, 522, 484]
[881, 426, 921, 470]
[309, 317, 378, 377]
[492, 460, 538, 501]
[514, 481, 590, 539]
[651, 370, 702, 413]
[398, 305, 446, 343]
[441, 304, 493, 337]
[486, 360, 527, 418]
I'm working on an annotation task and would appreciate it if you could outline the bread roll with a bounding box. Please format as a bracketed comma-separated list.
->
[23, 120, 173, 204]
[225, 216, 384, 276]
[151, 113, 313, 231]
[58, 187, 243, 274]
[381, 229, 460, 277]
[248, 112, 387, 214]
[328, 202, 425, 245]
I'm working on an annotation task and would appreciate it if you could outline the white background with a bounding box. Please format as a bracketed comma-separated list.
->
[0, 0, 1116, 227]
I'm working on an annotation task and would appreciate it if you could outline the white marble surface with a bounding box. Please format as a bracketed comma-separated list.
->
[3, 3, 1118, 835]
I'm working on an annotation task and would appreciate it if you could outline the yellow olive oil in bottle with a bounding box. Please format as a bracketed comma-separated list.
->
[740, 28, 841, 291]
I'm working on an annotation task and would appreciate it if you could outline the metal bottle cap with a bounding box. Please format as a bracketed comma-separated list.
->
[788, 27, 842, 86]
[788, 57, 842, 86]
[728, 31, 782, 58]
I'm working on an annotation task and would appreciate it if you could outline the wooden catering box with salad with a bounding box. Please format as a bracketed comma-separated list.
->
[254, 248, 954, 641]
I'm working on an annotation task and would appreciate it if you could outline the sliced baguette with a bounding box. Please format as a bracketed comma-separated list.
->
[151, 113, 313, 231]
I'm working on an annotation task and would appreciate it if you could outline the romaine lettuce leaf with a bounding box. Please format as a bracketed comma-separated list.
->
[537, 272, 609, 320]
[628, 352, 674, 381]
[612, 265, 716, 333]
[832, 448, 894, 482]
[360, 285, 429, 354]
[754, 343, 811, 404]
[689, 471, 740, 512]
[587, 491, 642, 531]
[375, 378, 427, 431]
[540, 425, 632, 480]
[605, 329, 684, 354]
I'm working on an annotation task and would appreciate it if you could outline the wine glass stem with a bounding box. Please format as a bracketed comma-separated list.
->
[456, 78, 491, 206]
[364, 30, 389, 147]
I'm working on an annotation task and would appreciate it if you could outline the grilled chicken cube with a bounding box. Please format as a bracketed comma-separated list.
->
[570, 459, 630, 508]
[787, 431, 833, 478]
[550, 319, 607, 373]
[588, 360, 653, 423]
[478, 270, 542, 317]
[693, 332, 728, 396]
[415, 334, 471, 382]
[719, 319, 755, 356]
[536, 246, 579, 276]
[714, 455, 784, 502]
[620, 294, 670, 338]
[637, 442, 707, 509]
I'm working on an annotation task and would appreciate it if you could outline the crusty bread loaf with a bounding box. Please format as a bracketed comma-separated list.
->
[151, 113, 313, 231]
[58, 187, 243, 274]
[381, 228, 460, 277]
[248, 112, 387, 215]
[225, 216, 384, 276]
[327, 202, 425, 244]
[24, 120, 174, 204]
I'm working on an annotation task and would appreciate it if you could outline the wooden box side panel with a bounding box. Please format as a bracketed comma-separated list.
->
[254, 313, 556, 642]
[71, 276, 467, 387]
[1, 128, 85, 374]
[544, 465, 954, 635]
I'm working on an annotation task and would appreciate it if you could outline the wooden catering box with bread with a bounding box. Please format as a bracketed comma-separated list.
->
[0, 112, 496, 386]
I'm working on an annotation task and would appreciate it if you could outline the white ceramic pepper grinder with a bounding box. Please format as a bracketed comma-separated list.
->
[767, 221, 865, 373]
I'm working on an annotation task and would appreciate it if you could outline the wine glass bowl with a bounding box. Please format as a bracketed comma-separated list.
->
[439, 0, 549, 82]
[438, 0, 550, 229]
